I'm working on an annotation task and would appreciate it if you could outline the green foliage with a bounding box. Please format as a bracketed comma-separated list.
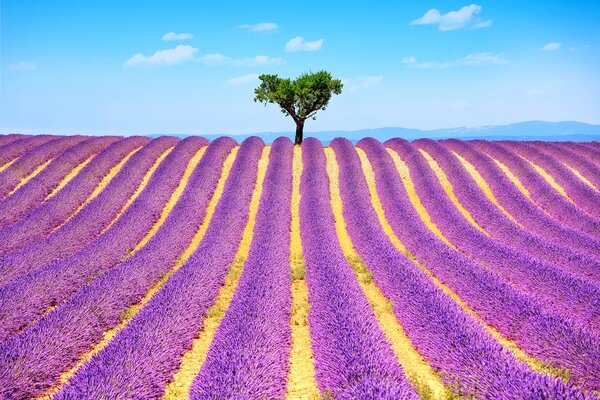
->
[253, 70, 343, 128]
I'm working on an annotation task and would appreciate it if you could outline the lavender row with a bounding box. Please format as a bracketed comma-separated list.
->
[0, 136, 86, 199]
[0, 135, 56, 168]
[569, 142, 600, 164]
[534, 142, 600, 189]
[473, 140, 599, 236]
[300, 138, 417, 399]
[416, 139, 600, 281]
[400, 140, 600, 336]
[54, 137, 261, 399]
[502, 141, 600, 219]
[0, 135, 86, 199]
[0, 137, 212, 399]
[385, 138, 600, 392]
[190, 137, 293, 398]
[348, 137, 593, 397]
[441, 140, 600, 282]
[0, 136, 149, 261]
[0, 137, 176, 274]
[0, 137, 207, 345]
[0, 134, 29, 148]
[0, 136, 119, 227]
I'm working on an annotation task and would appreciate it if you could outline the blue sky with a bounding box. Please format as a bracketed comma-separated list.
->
[1, 0, 599, 135]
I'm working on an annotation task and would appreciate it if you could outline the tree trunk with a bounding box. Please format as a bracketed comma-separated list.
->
[294, 121, 304, 145]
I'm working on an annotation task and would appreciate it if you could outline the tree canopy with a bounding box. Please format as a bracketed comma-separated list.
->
[254, 70, 343, 144]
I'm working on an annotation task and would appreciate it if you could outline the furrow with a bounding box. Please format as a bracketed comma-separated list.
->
[125, 146, 207, 257]
[418, 149, 489, 236]
[548, 142, 600, 189]
[451, 151, 520, 225]
[0, 138, 211, 399]
[51, 142, 144, 232]
[0, 158, 18, 173]
[385, 138, 600, 392]
[0, 134, 28, 148]
[0, 135, 58, 173]
[285, 146, 319, 400]
[48, 140, 241, 400]
[0, 136, 87, 199]
[442, 139, 600, 268]
[0, 137, 148, 261]
[473, 140, 599, 236]
[8, 158, 54, 195]
[334, 137, 594, 398]
[415, 139, 600, 288]
[362, 144, 552, 374]
[0, 136, 120, 228]
[45, 156, 95, 200]
[567, 165, 598, 190]
[41, 138, 262, 399]
[99, 146, 173, 235]
[570, 142, 600, 164]
[0, 138, 207, 346]
[189, 140, 293, 398]
[327, 147, 447, 398]
[0, 138, 175, 276]
[163, 143, 268, 399]
[384, 149, 454, 248]
[502, 141, 600, 219]
[300, 138, 418, 398]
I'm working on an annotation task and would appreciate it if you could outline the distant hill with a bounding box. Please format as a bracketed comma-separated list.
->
[149, 121, 600, 144]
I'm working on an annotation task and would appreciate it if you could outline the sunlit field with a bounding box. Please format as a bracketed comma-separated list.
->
[0, 134, 598, 399]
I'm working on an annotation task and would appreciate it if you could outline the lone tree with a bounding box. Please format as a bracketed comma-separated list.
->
[254, 70, 343, 145]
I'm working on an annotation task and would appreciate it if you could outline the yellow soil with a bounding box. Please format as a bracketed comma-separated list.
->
[40, 147, 239, 400]
[8, 158, 54, 196]
[490, 158, 532, 199]
[483, 156, 557, 219]
[385, 149, 455, 249]
[384, 148, 561, 379]
[325, 148, 448, 399]
[45, 155, 96, 200]
[286, 146, 319, 400]
[52, 146, 142, 232]
[418, 149, 490, 237]
[162, 146, 270, 399]
[526, 158, 575, 204]
[451, 151, 520, 225]
[126, 146, 206, 257]
[99, 147, 174, 234]
[565, 165, 598, 191]
[0, 158, 18, 173]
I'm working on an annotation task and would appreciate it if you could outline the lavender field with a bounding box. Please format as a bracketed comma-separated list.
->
[0, 134, 598, 399]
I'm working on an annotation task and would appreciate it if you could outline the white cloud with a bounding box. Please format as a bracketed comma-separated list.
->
[568, 45, 590, 52]
[284, 36, 323, 52]
[162, 32, 194, 41]
[243, 55, 282, 67]
[227, 73, 260, 86]
[198, 53, 282, 67]
[124, 45, 198, 67]
[9, 61, 36, 71]
[402, 52, 509, 69]
[411, 4, 492, 31]
[342, 76, 383, 93]
[237, 22, 279, 33]
[452, 100, 469, 111]
[124, 46, 280, 68]
[540, 42, 561, 52]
